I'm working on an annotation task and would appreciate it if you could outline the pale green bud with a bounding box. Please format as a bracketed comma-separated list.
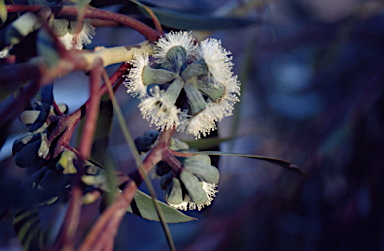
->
[183, 78, 207, 115]
[165, 178, 184, 205]
[196, 80, 225, 102]
[166, 46, 188, 74]
[180, 171, 208, 205]
[181, 59, 208, 82]
[142, 66, 179, 86]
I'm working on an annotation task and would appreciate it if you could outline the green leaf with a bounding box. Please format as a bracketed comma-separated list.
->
[192, 151, 307, 177]
[91, 93, 113, 164]
[127, 190, 196, 223]
[0, 0, 7, 24]
[13, 207, 44, 251]
[132, 3, 261, 30]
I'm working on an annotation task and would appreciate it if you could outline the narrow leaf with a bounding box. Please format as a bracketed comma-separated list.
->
[127, 190, 196, 223]
[13, 207, 43, 251]
[193, 151, 307, 176]
[129, 4, 261, 30]
[183, 136, 236, 150]
[91, 93, 113, 164]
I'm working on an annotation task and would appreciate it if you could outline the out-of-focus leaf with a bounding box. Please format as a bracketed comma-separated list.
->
[69, 0, 92, 4]
[0, 0, 7, 24]
[91, 93, 113, 164]
[127, 190, 196, 223]
[183, 136, 236, 150]
[191, 151, 307, 177]
[119, 1, 261, 30]
[36, 30, 60, 68]
[0, 180, 66, 209]
[13, 207, 43, 251]
[138, 6, 261, 30]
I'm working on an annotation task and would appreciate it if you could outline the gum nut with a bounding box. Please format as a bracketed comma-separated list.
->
[183, 161, 219, 184]
[160, 171, 173, 190]
[57, 103, 69, 114]
[156, 161, 173, 176]
[12, 134, 40, 155]
[19, 110, 43, 124]
[169, 138, 189, 151]
[184, 155, 211, 165]
[56, 150, 77, 174]
[180, 171, 208, 205]
[14, 140, 47, 168]
[165, 178, 184, 205]
[38, 169, 59, 189]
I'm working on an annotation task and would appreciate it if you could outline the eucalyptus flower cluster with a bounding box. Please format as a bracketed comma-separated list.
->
[135, 131, 219, 211]
[125, 31, 241, 138]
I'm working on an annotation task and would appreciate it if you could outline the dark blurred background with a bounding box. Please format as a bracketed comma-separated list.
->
[2, 0, 384, 250]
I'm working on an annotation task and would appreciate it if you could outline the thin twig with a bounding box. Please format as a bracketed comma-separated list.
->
[6, 5, 161, 41]
[102, 70, 176, 251]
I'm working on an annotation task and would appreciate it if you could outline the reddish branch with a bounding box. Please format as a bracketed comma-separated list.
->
[79, 129, 175, 250]
[6, 5, 161, 41]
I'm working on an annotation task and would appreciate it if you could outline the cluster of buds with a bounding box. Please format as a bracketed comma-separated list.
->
[125, 31, 241, 139]
[50, 18, 95, 50]
[136, 130, 219, 211]
[12, 88, 107, 204]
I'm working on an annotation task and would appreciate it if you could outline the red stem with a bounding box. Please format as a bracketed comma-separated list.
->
[79, 129, 175, 250]
[6, 5, 160, 41]
[77, 58, 103, 160]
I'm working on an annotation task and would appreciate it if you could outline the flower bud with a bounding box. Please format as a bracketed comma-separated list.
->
[165, 178, 184, 205]
[142, 66, 179, 86]
[12, 134, 39, 155]
[181, 59, 208, 81]
[180, 171, 208, 205]
[183, 79, 207, 115]
[19, 110, 47, 125]
[56, 150, 77, 175]
[196, 80, 225, 102]
[82, 164, 110, 192]
[183, 159, 219, 184]
[13, 134, 49, 168]
[166, 46, 188, 73]
[57, 103, 69, 114]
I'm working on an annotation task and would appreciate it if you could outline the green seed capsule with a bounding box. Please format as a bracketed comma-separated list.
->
[165, 178, 184, 205]
[180, 171, 207, 205]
